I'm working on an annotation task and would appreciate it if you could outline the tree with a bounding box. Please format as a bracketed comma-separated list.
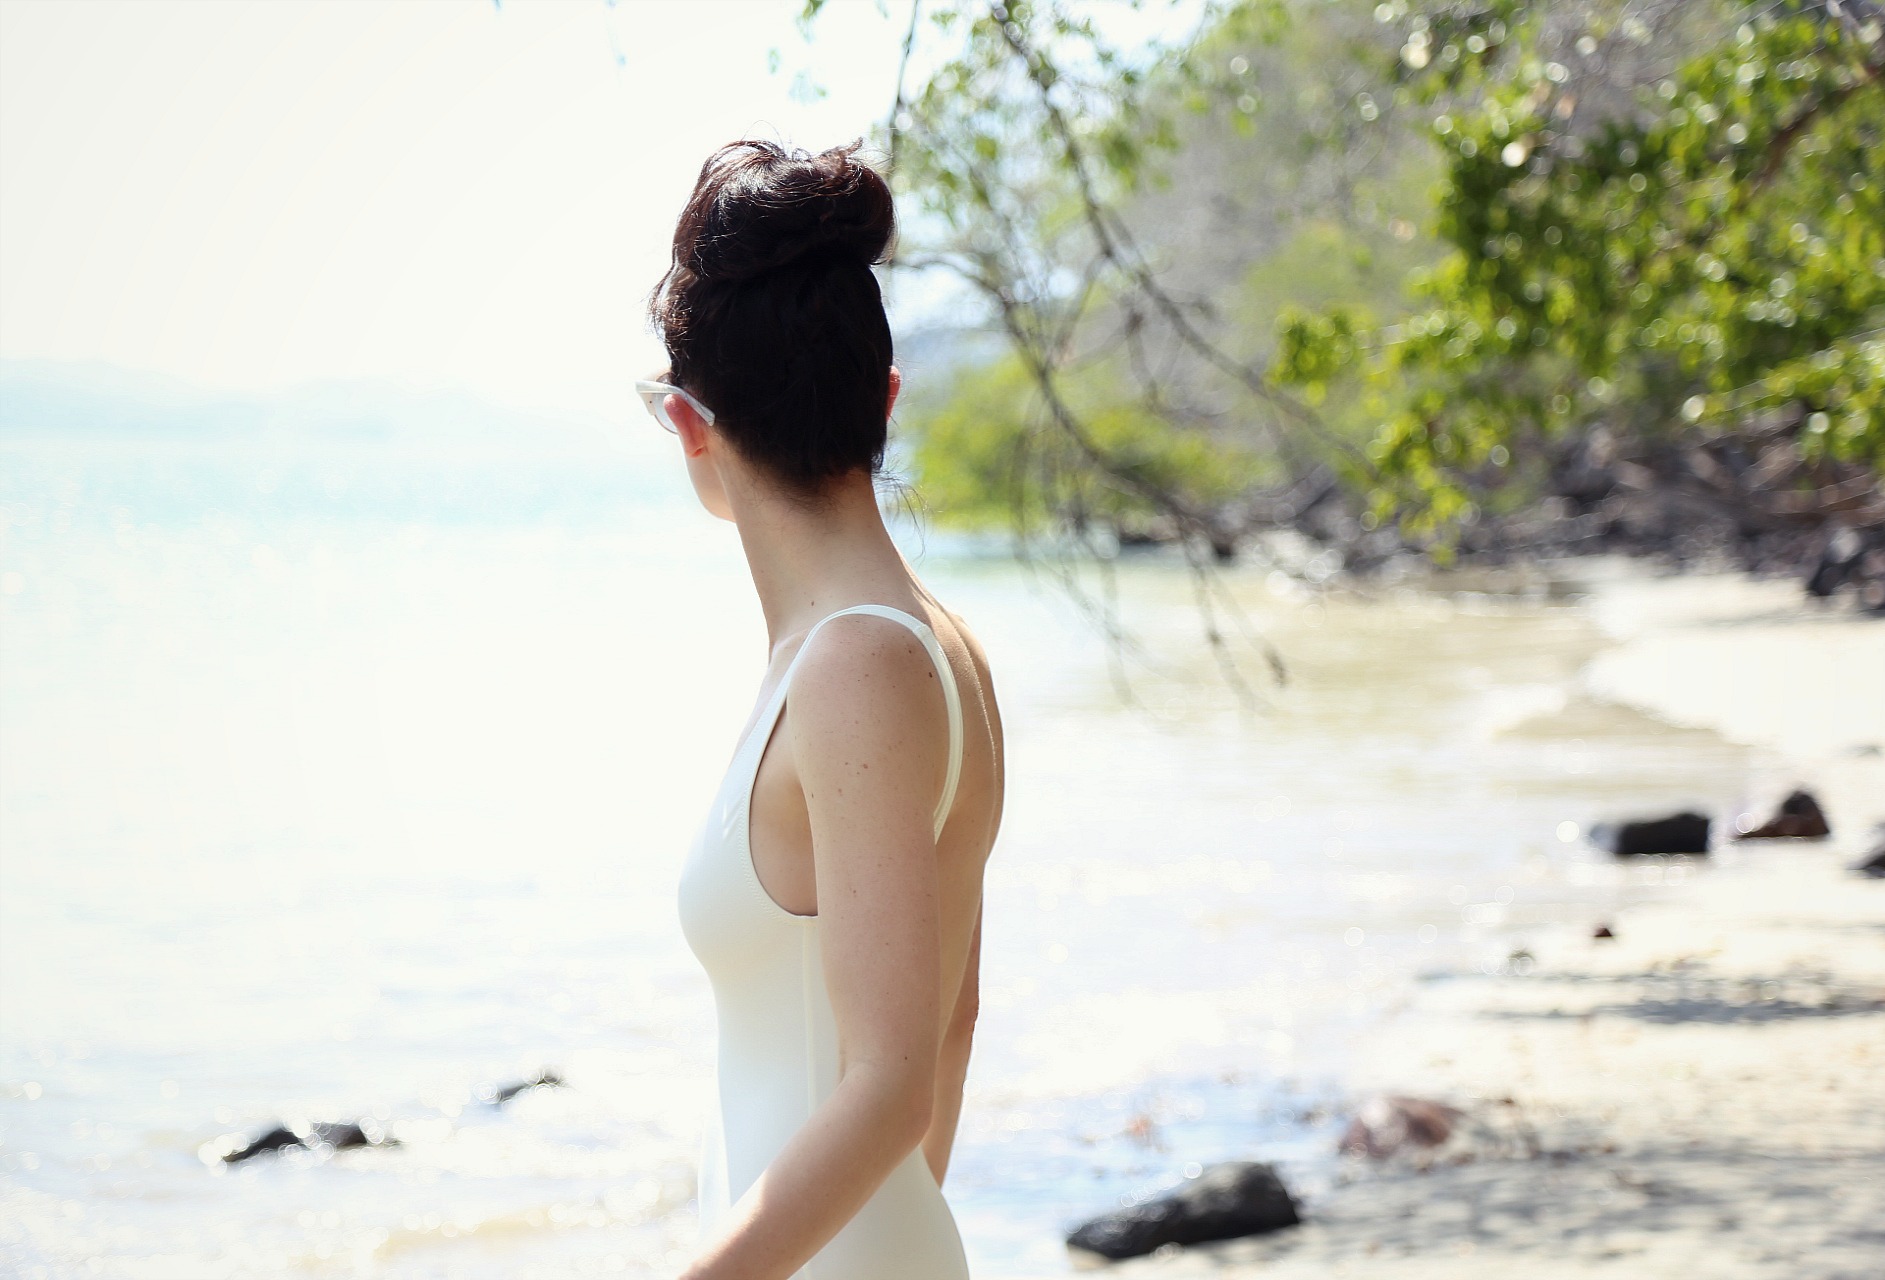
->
[1276, 0, 1884, 569]
[801, 0, 1885, 646]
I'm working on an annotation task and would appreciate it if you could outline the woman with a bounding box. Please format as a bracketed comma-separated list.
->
[646, 138, 1005, 1279]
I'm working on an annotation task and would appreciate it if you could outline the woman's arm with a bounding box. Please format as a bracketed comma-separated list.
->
[923, 896, 980, 1186]
[679, 617, 953, 1280]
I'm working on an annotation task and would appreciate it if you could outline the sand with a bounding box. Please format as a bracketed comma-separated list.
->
[1062, 567, 1885, 1280]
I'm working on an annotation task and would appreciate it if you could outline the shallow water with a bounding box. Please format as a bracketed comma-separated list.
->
[0, 432, 1760, 1278]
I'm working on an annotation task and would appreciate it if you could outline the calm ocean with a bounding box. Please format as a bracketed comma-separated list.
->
[0, 407, 1756, 1277]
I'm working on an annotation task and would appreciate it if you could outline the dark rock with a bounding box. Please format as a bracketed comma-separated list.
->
[1807, 527, 1865, 597]
[1591, 812, 1711, 857]
[1593, 923, 1616, 940]
[1338, 1095, 1465, 1159]
[481, 1068, 566, 1106]
[221, 1124, 301, 1163]
[220, 1117, 396, 1163]
[1065, 1161, 1300, 1260]
[307, 1120, 396, 1151]
[1736, 789, 1830, 840]
[210, 1070, 565, 1167]
[1853, 841, 1885, 879]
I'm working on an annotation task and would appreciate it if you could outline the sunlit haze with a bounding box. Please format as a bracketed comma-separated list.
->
[0, 0, 917, 419]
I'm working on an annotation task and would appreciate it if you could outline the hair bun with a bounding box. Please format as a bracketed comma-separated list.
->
[648, 136, 898, 495]
[681, 139, 893, 285]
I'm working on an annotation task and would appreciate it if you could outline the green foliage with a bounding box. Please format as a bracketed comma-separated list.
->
[1275, 3, 1885, 526]
[846, 0, 1436, 534]
[902, 356, 1043, 529]
[801, 0, 1880, 561]
[907, 352, 1271, 535]
[809, 0, 1317, 538]
[887, 1, 1213, 248]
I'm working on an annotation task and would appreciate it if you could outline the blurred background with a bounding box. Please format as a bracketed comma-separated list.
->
[2, 2, 1880, 1277]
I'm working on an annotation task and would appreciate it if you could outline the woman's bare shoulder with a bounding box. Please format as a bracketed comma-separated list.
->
[911, 591, 986, 670]
[785, 613, 954, 796]
[795, 608, 944, 688]
[941, 607, 997, 705]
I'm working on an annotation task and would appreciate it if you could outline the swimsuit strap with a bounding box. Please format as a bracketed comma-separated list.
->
[776, 604, 965, 840]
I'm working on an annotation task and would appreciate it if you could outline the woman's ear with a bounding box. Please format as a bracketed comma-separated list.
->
[667, 395, 736, 521]
[668, 394, 712, 458]
[887, 364, 902, 419]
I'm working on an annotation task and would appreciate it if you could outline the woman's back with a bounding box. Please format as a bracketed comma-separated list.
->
[744, 588, 1003, 1018]
[677, 592, 1002, 1277]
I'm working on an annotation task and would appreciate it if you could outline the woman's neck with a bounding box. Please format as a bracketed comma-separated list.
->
[727, 467, 916, 657]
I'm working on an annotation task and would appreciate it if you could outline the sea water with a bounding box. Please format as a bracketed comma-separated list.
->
[0, 418, 1759, 1278]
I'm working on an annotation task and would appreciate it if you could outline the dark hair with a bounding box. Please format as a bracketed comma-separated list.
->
[648, 138, 896, 500]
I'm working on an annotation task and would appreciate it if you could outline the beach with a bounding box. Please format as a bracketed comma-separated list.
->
[4, 423, 1881, 1278]
[1091, 565, 1885, 1280]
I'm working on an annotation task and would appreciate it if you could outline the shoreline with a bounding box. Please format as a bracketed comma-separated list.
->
[1579, 562, 1885, 849]
[1078, 564, 1885, 1278]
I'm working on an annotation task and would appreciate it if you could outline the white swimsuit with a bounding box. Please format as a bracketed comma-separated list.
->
[677, 603, 973, 1278]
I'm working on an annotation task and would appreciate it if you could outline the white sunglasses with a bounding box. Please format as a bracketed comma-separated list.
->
[634, 378, 716, 433]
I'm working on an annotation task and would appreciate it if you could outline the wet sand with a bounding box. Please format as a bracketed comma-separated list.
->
[1070, 567, 1885, 1280]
